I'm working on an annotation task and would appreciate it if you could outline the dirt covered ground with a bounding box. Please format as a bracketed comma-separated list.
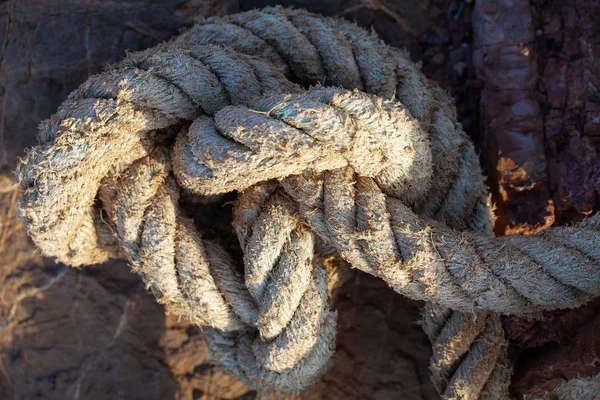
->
[1, 0, 599, 399]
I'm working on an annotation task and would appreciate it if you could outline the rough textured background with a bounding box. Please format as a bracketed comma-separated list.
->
[473, 0, 600, 233]
[1, 0, 599, 399]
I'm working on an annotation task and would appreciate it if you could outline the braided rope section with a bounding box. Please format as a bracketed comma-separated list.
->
[419, 169, 511, 399]
[175, 6, 489, 231]
[173, 87, 432, 204]
[220, 119, 600, 314]
[174, 7, 600, 314]
[17, 43, 301, 266]
[15, 6, 600, 397]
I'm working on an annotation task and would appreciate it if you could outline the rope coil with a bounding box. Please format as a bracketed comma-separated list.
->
[16, 6, 600, 396]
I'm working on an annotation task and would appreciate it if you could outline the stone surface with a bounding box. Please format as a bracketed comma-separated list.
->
[473, 0, 600, 232]
[505, 298, 600, 397]
[538, 0, 600, 225]
[473, 0, 600, 396]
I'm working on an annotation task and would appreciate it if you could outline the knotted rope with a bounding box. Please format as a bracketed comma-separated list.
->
[172, 6, 600, 314]
[15, 6, 600, 396]
[17, 43, 338, 394]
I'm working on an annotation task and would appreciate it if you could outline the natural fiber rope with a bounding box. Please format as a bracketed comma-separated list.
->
[527, 373, 600, 400]
[175, 11, 515, 396]
[172, 7, 600, 314]
[174, 7, 486, 230]
[422, 305, 511, 400]
[197, 94, 596, 315]
[17, 43, 336, 393]
[169, 8, 600, 398]
[15, 6, 600, 396]
[418, 184, 511, 399]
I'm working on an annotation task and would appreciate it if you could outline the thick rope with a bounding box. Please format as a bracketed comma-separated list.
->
[15, 6, 600, 397]
[422, 305, 511, 400]
[174, 8, 600, 315]
[173, 87, 432, 204]
[174, 6, 486, 231]
[16, 43, 334, 394]
[209, 104, 600, 314]
[177, 9, 598, 398]
[528, 373, 600, 400]
[418, 179, 511, 399]
[17, 44, 301, 266]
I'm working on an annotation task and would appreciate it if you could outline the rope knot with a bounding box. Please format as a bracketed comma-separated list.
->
[173, 87, 432, 204]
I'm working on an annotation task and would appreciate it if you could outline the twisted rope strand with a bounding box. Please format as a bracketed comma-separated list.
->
[422, 305, 509, 399]
[173, 87, 432, 204]
[98, 149, 252, 331]
[97, 144, 337, 393]
[205, 271, 337, 394]
[419, 183, 510, 400]
[274, 168, 600, 313]
[17, 44, 298, 266]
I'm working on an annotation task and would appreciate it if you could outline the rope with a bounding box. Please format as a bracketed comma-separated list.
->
[271, 168, 600, 313]
[172, 7, 600, 313]
[422, 305, 511, 400]
[174, 7, 485, 230]
[528, 373, 600, 400]
[15, 6, 600, 396]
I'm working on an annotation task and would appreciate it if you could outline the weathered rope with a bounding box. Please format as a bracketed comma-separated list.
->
[17, 44, 301, 266]
[174, 6, 488, 231]
[528, 373, 600, 400]
[16, 43, 335, 394]
[173, 7, 600, 314]
[422, 305, 511, 400]
[173, 8, 599, 398]
[15, 6, 600, 396]
[175, 12, 515, 397]
[272, 169, 600, 313]
[418, 176, 511, 399]
[173, 87, 432, 204]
